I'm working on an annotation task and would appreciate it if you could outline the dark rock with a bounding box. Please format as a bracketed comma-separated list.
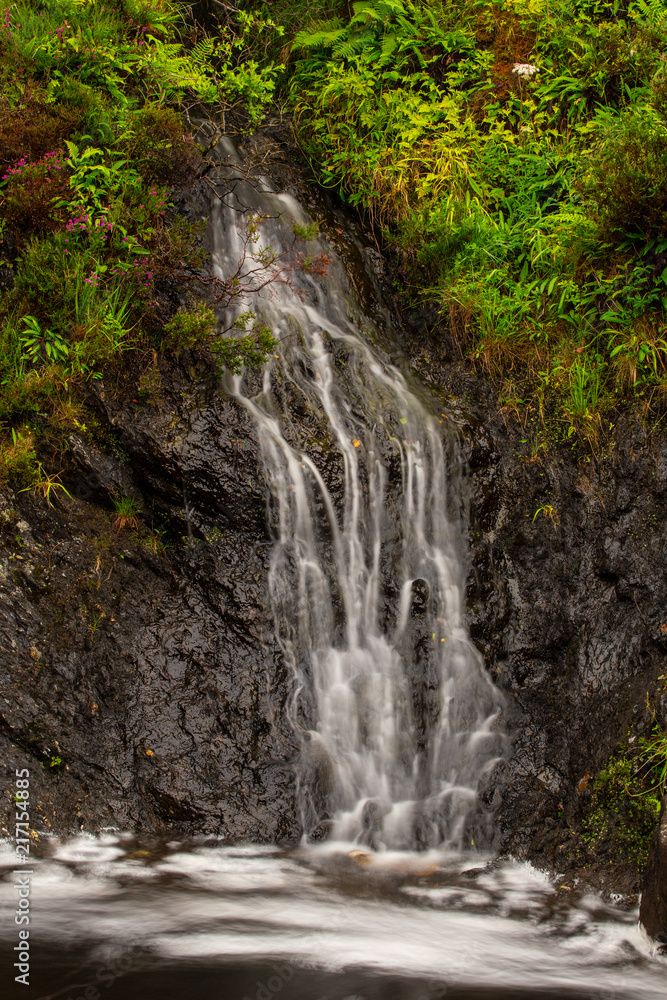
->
[0, 374, 300, 843]
[405, 310, 667, 891]
[640, 797, 667, 941]
[69, 433, 138, 505]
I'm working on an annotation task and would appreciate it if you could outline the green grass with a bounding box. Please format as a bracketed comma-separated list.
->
[0, 0, 284, 490]
[637, 723, 667, 796]
[111, 491, 142, 532]
[245, 0, 667, 447]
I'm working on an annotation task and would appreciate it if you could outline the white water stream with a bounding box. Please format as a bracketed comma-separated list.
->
[210, 142, 505, 850]
[0, 837, 664, 999]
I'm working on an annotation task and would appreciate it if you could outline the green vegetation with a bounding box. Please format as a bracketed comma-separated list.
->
[0, 0, 283, 490]
[24, 463, 73, 505]
[111, 491, 141, 532]
[214, 311, 277, 375]
[247, 0, 667, 446]
[7, 0, 667, 494]
[583, 729, 665, 868]
[637, 723, 667, 795]
[532, 503, 558, 524]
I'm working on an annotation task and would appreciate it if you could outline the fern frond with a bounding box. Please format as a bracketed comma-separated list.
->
[189, 38, 216, 68]
[292, 20, 345, 51]
[633, 0, 667, 25]
[332, 35, 370, 59]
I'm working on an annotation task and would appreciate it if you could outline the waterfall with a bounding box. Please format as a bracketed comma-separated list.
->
[209, 141, 505, 852]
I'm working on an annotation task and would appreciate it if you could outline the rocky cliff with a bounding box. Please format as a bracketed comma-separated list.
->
[1, 137, 666, 926]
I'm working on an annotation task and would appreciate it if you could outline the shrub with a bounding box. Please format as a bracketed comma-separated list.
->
[0, 84, 80, 171]
[119, 105, 201, 186]
[211, 313, 277, 375]
[3, 149, 70, 241]
[583, 107, 667, 238]
[162, 304, 217, 350]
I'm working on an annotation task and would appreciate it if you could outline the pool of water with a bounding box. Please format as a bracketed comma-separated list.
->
[1, 836, 664, 1000]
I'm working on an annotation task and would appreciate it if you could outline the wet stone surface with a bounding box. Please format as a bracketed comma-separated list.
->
[0, 369, 299, 842]
[405, 306, 667, 897]
[640, 796, 667, 941]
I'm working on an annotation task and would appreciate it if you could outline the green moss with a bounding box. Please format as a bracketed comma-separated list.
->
[137, 358, 164, 406]
[0, 430, 38, 489]
[583, 747, 662, 869]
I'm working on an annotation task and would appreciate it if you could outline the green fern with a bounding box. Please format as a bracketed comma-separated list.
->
[632, 0, 667, 24]
[293, 19, 346, 50]
[293, 0, 443, 75]
[188, 37, 217, 68]
[333, 35, 369, 59]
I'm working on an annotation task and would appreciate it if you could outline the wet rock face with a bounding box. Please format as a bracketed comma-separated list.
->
[640, 796, 667, 940]
[0, 372, 299, 842]
[467, 428, 667, 884]
[406, 315, 667, 890]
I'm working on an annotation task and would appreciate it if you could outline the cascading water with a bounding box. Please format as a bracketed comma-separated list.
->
[209, 142, 506, 852]
[2, 145, 665, 1000]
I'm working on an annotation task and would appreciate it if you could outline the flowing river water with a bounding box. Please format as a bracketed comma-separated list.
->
[1, 142, 665, 997]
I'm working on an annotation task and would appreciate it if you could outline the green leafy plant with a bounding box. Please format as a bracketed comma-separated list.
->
[141, 525, 170, 554]
[637, 725, 667, 796]
[86, 608, 105, 639]
[264, 0, 667, 443]
[532, 503, 559, 526]
[609, 330, 667, 389]
[292, 221, 320, 241]
[111, 492, 142, 533]
[21, 463, 73, 507]
[0, 0, 287, 490]
[583, 106, 667, 239]
[212, 312, 277, 375]
[162, 304, 217, 351]
[64, 140, 141, 211]
[18, 316, 69, 366]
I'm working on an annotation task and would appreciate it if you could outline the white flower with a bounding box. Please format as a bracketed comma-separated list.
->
[512, 63, 539, 79]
